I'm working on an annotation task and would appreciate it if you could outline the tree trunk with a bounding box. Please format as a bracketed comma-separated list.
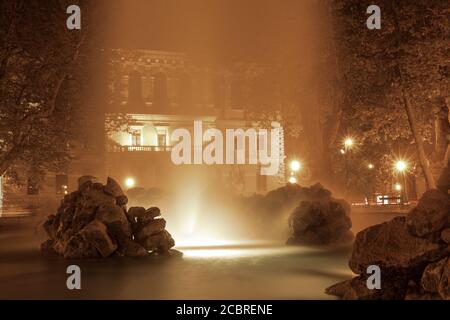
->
[390, 2, 437, 190]
[399, 87, 437, 189]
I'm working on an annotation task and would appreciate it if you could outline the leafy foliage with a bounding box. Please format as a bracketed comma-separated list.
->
[331, 0, 449, 192]
[0, 1, 129, 184]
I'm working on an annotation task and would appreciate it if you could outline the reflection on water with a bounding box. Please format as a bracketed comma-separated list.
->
[179, 242, 319, 259]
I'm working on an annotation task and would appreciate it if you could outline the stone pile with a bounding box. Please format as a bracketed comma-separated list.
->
[326, 189, 450, 300]
[41, 176, 176, 259]
[286, 183, 353, 245]
[241, 183, 353, 243]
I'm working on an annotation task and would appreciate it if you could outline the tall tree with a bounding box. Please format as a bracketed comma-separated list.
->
[0, 1, 89, 177]
[0, 1, 129, 182]
[333, 0, 449, 191]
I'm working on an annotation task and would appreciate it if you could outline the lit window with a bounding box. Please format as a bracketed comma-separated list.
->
[157, 131, 167, 147]
[131, 130, 141, 146]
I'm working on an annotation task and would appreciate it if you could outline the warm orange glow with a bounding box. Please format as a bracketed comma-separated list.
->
[343, 137, 354, 149]
[395, 160, 407, 172]
[124, 177, 136, 188]
[289, 160, 301, 172]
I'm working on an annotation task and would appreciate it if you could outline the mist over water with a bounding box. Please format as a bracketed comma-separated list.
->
[126, 170, 289, 247]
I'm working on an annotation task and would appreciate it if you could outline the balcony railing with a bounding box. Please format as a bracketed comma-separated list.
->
[107, 145, 172, 152]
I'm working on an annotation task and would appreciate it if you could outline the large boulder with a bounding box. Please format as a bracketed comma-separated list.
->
[78, 219, 117, 258]
[327, 189, 450, 300]
[127, 206, 163, 234]
[78, 175, 97, 191]
[406, 189, 450, 238]
[71, 205, 96, 232]
[349, 216, 448, 275]
[126, 206, 146, 221]
[63, 233, 100, 259]
[116, 236, 148, 257]
[404, 281, 442, 300]
[145, 207, 161, 219]
[96, 204, 131, 237]
[127, 206, 161, 222]
[138, 230, 175, 253]
[421, 258, 446, 293]
[104, 177, 125, 198]
[416, 257, 450, 300]
[103, 176, 129, 206]
[84, 187, 116, 207]
[438, 257, 450, 299]
[134, 218, 167, 241]
[287, 198, 353, 245]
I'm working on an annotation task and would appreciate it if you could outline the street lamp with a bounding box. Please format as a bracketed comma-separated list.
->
[395, 160, 407, 172]
[342, 137, 355, 198]
[368, 163, 374, 169]
[124, 177, 136, 188]
[289, 160, 301, 172]
[394, 160, 408, 204]
[344, 137, 354, 150]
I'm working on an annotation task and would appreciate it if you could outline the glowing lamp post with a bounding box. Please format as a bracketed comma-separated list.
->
[395, 160, 407, 172]
[124, 177, 136, 189]
[342, 137, 355, 197]
[290, 160, 301, 172]
[344, 137, 354, 150]
[394, 160, 408, 204]
[288, 160, 301, 184]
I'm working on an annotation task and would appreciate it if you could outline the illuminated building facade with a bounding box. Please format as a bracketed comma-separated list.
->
[104, 49, 285, 194]
[0, 49, 286, 215]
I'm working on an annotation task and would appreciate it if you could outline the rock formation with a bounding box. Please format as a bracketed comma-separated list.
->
[41, 176, 176, 258]
[241, 183, 353, 242]
[326, 189, 450, 300]
[285, 183, 353, 245]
